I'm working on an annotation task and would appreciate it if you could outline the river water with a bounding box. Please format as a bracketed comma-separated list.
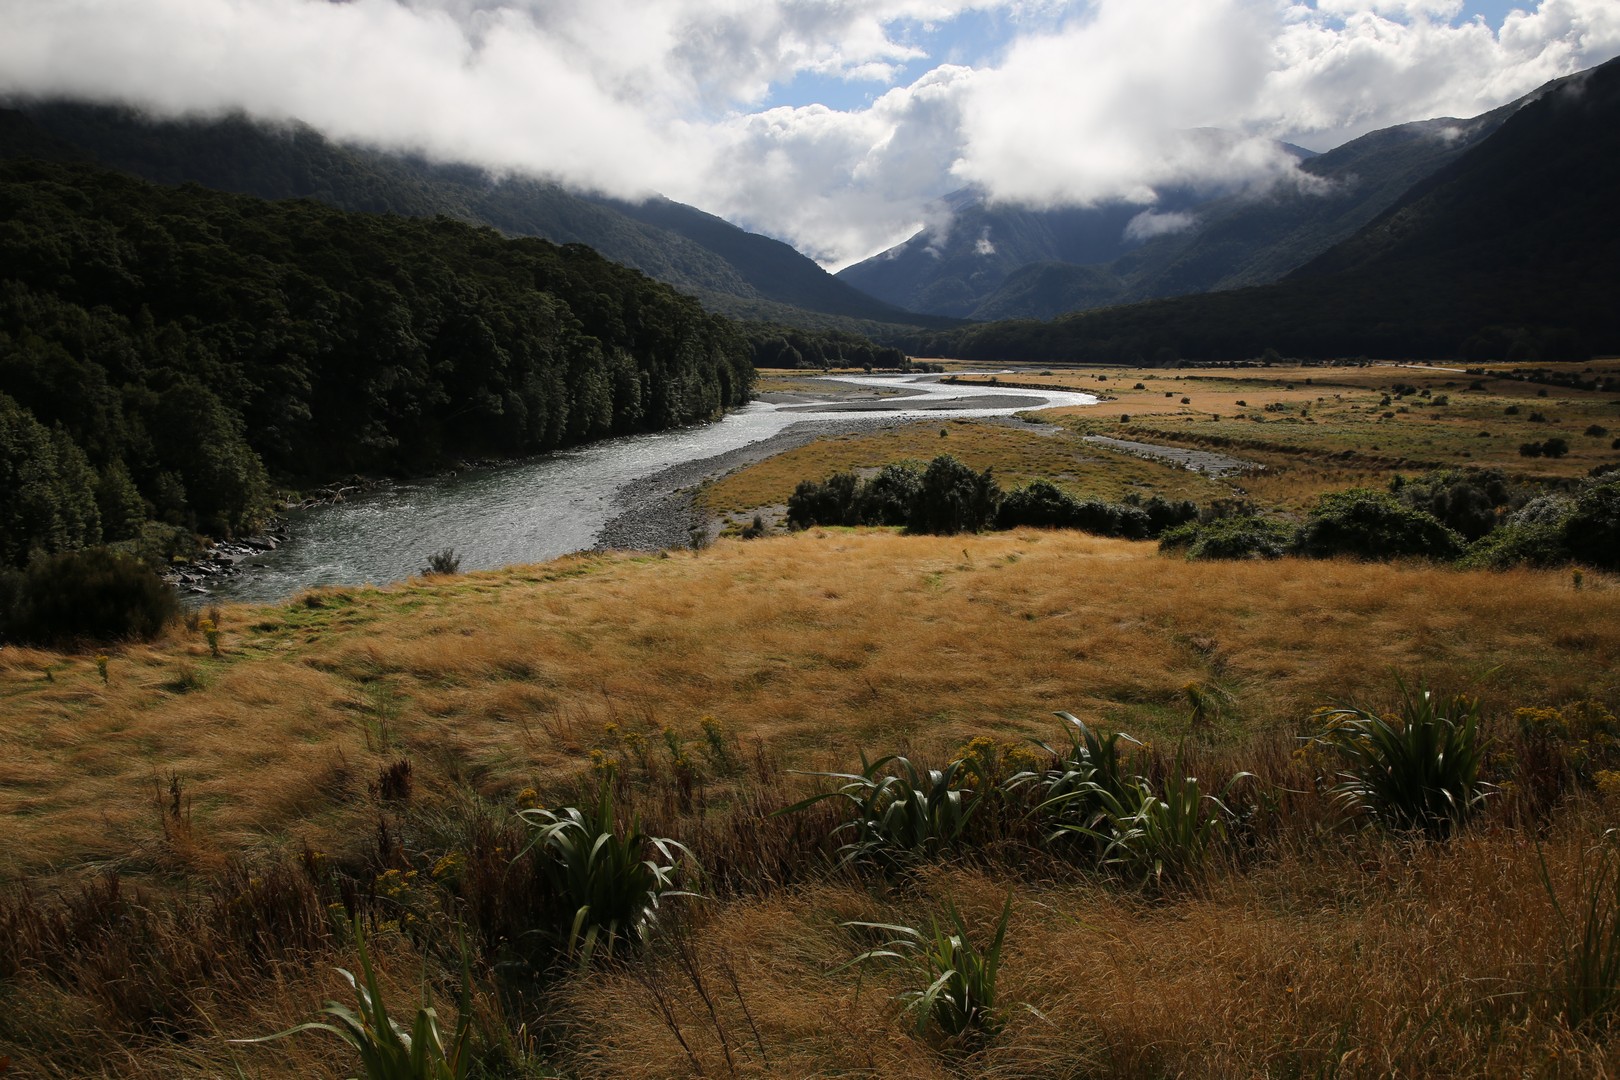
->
[204, 373, 1098, 604]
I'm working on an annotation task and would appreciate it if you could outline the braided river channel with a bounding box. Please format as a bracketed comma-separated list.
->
[203, 373, 1099, 605]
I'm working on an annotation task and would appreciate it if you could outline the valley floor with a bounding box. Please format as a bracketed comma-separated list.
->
[3, 530, 1619, 1076]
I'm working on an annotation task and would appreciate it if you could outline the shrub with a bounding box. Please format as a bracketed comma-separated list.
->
[997, 480, 1081, 529]
[1293, 489, 1465, 561]
[786, 471, 861, 529]
[1309, 683, 1491, 839]
[1392, 467, 1512, 541]
[422, 547, 461, 575]
[1158, 515, 1294, 560]
[842, 891, 1013, 1043]
[908, 456, 1000, 535]
[0, 547, 178, 646]
[1460, 520, 1570, 569]
[856, 461, 924, 527]
[1015, 712, 1140, 838]
[1563, 475, 1620, 570]
[1063, 773, 1244, 887]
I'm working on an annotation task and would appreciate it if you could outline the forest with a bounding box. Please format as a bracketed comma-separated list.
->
[0, 158, 754, 566]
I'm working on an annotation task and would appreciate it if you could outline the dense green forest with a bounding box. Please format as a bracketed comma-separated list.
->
[6, 103, 952, 338]
[0, 158, 753, 566]
[742, 324, 912, 369]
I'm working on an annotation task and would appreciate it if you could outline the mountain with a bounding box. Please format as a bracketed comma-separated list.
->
[835, 185, 1209, 319]
[942, 56, 1620, 363]
[0, 102, 949, 334]
[841, 100, 1531, 321]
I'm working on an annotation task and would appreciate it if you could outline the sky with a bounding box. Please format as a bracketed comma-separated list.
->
[3, 0, 1618, 270]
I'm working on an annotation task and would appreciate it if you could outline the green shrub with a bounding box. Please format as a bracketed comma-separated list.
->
[1309, 683, 1491, 839]
[856, 461, 924, 526]
[997, 480, 1081, 529]
[1563, 475, 1620, 570]
[1391, 467, 1512, 541]
[786, 471, 862, 529]
[907, 456, 1000, 536]
[1293, 489, 1465, 561]
[1014, 712, 1140, 837]
[1080, 773, 1243, 887]
[0, 547, 178, 646]
[1460, 520, 1570, 569]
[997, 482, 1153, 538]
[1159, 515, 1294, 560]
[422, 548, 462, 575]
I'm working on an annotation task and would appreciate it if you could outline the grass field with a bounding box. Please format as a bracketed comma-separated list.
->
[4, 530, 1620, 1076]
[935, 359, 1620, 511]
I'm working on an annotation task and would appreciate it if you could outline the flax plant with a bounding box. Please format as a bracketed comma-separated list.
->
[843, 890, 1014, 1043]
[1311, 681, 1491, 839]
[1541, 831, 1620, 1032]
[236, 920, 474, 1080]
[778, 752, 987, 870]
[517, 777, 695, 965]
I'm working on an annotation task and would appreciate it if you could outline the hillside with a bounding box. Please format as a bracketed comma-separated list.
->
[0, 102, 946, 334]
[943, 55, 1620, 363]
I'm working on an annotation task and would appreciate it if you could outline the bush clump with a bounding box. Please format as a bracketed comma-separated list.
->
[0, 547, 178, 646]
[1563, 475, 1620, 570]
[908, 456, 1001, 535]
[1294, 489, 1466, 561]
[1159, 515, 1295, 560]
[1391, 467, 1511, 541]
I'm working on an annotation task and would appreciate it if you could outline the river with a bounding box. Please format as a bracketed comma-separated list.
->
[202, 373, 1098, 604]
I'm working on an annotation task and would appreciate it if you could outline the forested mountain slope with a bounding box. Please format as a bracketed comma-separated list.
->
[1, 102, 942, 332]
[0, 157, 752, 564]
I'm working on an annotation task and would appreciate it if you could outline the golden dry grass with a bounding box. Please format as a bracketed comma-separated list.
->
[4, 532, 1617, 891]
[556, 825, 1620, 1078]
[946, 360, 1620, 507]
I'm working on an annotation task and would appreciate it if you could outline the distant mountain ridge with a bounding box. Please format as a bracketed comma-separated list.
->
[0, 102, 952, 334]
[838, 94, 1543, 321]
[942, 55, 1620, 362]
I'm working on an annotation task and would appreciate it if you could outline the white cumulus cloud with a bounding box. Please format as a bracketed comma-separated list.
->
[0, 0, 1617, 269]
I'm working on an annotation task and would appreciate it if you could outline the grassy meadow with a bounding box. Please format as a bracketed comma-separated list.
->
[4, 359, 1620, 1077]
[3, 526, 1620, 1076]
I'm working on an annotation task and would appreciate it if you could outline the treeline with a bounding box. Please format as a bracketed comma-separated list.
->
[743, 324, 912, 370]
[784, 457, 1620, 573]
[785, 455, 1198, 538]
[0, 159, 753, 566]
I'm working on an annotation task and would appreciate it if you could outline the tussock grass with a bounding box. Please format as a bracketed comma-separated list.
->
[3, 533, 1617, 888]
[4, 532, 1620, 1075]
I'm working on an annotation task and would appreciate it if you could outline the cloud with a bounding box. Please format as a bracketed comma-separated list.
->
[1124, 209, 1200, 241]
[1, 0, 1617, 269]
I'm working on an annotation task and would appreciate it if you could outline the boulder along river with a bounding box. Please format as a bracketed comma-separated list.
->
[201, 373, 1099, 605]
